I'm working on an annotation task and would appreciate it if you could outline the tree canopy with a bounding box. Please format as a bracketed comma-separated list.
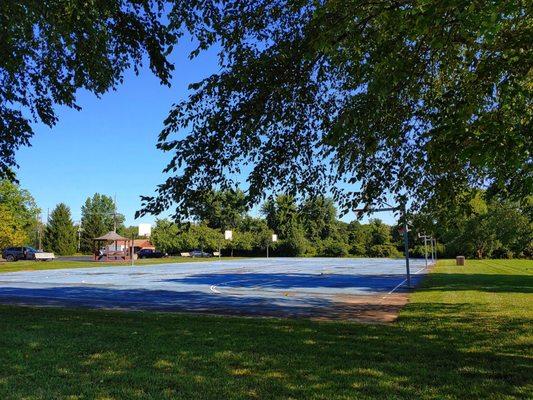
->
[138, 0, 531, 219]
[0, 180, 40, 246]
[0, 0, 174, 179]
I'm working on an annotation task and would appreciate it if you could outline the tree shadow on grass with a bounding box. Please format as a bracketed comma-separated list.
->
[416, 273, 533, 293]
[0, 300, 530, 399]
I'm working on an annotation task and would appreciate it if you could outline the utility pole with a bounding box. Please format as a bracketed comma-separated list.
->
[37, 213, 42, 251]
[113, 195, 117, 232]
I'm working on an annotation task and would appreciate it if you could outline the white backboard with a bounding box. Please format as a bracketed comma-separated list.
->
[225, 230, 233, 240]
[139, 223, 152, 237]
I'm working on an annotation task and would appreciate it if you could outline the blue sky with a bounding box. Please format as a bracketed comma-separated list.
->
[15, 41, 397, 227]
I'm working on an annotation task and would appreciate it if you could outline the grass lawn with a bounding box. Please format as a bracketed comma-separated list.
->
[0, 259, 531, 399]
[0, 256, 238, 273]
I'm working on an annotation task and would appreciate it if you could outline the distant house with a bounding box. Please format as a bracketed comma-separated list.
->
[101, 237, 155, 253]
[131, 239, 155, 252]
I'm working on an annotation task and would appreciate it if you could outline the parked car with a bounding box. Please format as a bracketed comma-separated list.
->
[137, 249, 167, 259]
[189, 250, 212, 258]
[2, 247, 55, 262]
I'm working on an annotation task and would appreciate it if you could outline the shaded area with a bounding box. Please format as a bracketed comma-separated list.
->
[0, 286, 405, 321]
[419, 273, 533, 293]
[164, 272, 425, 292]
[0, 300, 530, 399]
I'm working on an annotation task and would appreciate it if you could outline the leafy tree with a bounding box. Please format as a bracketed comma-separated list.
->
[0, 180, 39, 246]
[192, 224, 223, 253]
[151, 219, 178, 253]
[0, 204, 28, 249]
[346, 221, 370, 256]
[151, 219, 195, 254]
[238, 216, 274, 255]
[276, 224, 309, 257]
[299, 196, 338, 242]
[321, 237, 349, 257]
[140, 0, 531, 220]
[80, 194, 124, 253]
[0, 0, 174, 180]
[43, 203, 77, 255]
[189, 189, 248, 230]
[261, 195, 300, 239]
[367, 219, 401, 258]
[118, 225, 145, 239]
[489, 202, 532, 258]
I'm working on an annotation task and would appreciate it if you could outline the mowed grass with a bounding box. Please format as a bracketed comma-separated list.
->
[0, 256, 235, 273]
[0, 259, 531, 399]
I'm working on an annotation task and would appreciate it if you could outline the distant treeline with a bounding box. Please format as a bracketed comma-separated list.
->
[152, 191, 532, 259]
[1, 180, 530, 259]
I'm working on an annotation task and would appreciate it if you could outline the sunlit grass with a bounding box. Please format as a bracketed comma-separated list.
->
[0, 259, 531, 399]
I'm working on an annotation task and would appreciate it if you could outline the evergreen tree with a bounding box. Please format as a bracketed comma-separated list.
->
[43, 203, 77, 255]
[80, 194, 124, 253]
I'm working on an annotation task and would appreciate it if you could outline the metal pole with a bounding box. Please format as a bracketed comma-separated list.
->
[434, 238, 438, 264]
[424, 236, 428, 269]
[430, 238, 435, 264]
[402, 204, 411, 288]
[37, 214, 42, 251]
[266, 243, 269, 259]
[131, 234, 134, 267]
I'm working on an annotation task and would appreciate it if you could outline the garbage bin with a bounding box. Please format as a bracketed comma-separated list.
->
[456, 256, 465, 266]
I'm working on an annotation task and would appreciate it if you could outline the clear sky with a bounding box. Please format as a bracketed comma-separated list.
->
[15, 40, 397, 227]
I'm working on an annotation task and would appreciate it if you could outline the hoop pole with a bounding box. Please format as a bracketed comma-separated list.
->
[402, 204, 411, 288]
[424, 236, 428, 268]
[433, 238, 437, 264]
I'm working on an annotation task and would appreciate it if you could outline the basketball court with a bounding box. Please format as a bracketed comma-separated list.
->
[0, 258, 429, 322]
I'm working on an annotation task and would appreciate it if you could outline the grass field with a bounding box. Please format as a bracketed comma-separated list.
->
[0, 259, 531, 399]
[0, 256, 234, 273]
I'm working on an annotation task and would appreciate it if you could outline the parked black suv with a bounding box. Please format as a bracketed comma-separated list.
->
[137, 249, 167, 259]
[2, 246, 38, 261]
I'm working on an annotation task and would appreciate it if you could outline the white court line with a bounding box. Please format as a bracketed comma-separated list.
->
[387, 266, 428, 295]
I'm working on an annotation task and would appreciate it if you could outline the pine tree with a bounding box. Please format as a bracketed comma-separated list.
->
[79, 194, 125, 253]
[43, 203, 77, 255]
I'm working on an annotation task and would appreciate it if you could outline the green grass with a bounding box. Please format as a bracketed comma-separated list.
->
[0, 259, 531, 399]
[0, 256, 238, 273]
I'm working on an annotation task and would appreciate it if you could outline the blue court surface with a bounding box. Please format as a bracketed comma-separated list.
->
[0, 258, 428, 319]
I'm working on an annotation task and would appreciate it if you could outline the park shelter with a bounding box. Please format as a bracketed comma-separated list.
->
[93, 231, 132, 261]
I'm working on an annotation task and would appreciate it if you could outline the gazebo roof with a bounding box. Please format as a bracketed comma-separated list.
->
[94, 231, 128, 241]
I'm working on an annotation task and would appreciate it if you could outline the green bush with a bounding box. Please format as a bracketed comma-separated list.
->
[321, 238, 349, 257]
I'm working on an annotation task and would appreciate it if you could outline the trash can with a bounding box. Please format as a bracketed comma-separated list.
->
[456, 256, 465, 266]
